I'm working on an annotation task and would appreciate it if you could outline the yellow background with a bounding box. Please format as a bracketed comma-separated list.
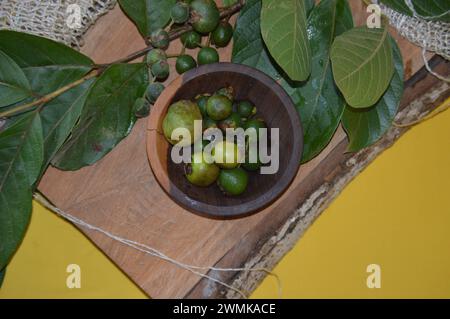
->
[1, 102, 449, 299]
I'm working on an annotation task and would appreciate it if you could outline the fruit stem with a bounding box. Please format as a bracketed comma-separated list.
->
[206, 33, 212, 47]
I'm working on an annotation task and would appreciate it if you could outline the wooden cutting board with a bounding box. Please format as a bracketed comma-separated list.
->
[39, 2, 449, 298]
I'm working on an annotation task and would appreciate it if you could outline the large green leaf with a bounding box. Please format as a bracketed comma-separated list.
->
[53, 63, 148, 170]
[298, 0, 354, 163]
[342, 37, 404, 152]
[118, 0, 176, 37]
[0, 30, 93, 68]
[0, 50, 33, 108]
[330, 26, 394, 109]
[22, 66, 94, 168]
[381, 0, 450, 22]
[0, 112, 43, 270]
[260, 0, 311, 82]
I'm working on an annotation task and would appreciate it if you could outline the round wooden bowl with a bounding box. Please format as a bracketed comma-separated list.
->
[147, 63, 303, 219]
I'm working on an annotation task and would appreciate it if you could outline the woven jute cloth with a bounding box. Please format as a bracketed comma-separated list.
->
[0, 0, 116, 47]
[380, 3, 450, 60]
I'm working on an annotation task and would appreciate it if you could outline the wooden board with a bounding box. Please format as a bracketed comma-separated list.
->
[39, 2, 449, 298]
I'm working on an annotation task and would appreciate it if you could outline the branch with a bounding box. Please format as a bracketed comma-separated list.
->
[0, 69, 99, 118]
[100, 0, 245, 66]
[0, 0, 246, 119]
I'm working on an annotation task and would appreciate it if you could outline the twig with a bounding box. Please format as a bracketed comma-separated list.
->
[0, 69, 100, 118]
[394, 100, 450, 128]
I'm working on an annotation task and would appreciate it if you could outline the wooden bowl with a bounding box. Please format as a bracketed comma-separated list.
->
[147, 63, 303, 219]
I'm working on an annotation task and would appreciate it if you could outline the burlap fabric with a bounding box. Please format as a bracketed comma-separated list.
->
[0, 0, 116, 47]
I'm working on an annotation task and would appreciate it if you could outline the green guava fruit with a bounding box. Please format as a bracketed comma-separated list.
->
[218, 168, 249, 196]
[212, 141, 242, 169]
[163, 100, 202, 146]
[206, 94, 232, 120]
[185, 152, 220, 187]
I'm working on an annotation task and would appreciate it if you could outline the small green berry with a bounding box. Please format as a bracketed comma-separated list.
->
[147, 83, 165, 103]
[218, 168, 249, 196]
[195, 95, 210, 116]
[146, 49, 167, 66]
[133, 98, 151, 118]
[151, 60, 170, 80]
[171, 2, 190, 24]
[150, 29, 170, 49]
[237, 101, 256, 119]
[206, 94, 233, 121]
[203, 116, 218, 131]
[218, 112, 242, 131]
[176, 54, 197, 74]
[212, 22, 233, 48]
[180, 31, 202, 49]
[190, 0, 220, 34]
[197, 47, 219, 65]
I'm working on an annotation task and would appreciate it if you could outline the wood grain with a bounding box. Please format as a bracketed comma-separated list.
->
[38, 2, 445, 298]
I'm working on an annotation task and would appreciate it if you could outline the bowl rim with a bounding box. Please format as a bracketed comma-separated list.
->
[147, 62, 303, 219]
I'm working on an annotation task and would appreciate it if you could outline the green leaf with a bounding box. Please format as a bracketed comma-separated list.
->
[233, 0, 355, 163]
[381, 0, 450, 22]
[330, 26, 394, 108]
[232, 0, 280, 79]
[23, 66, 91, 96]
[223, 0, 239, 7]
[0, 112, 43, 270]
[305, 0, 316, 16]
[119, 0, 176, 37]
[0, 30, 93, 68]
[342, 36, 404, 152]
[0, 50, 33, 108]
[53, 63, 148, 170]
[260, 0, 311, 82]
[0, 268, 5, 286]
[298, 0, 354, 163]
[22, 66, 94, 168]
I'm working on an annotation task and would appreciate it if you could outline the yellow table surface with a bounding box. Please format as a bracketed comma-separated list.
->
[1, 102, 449, 299]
